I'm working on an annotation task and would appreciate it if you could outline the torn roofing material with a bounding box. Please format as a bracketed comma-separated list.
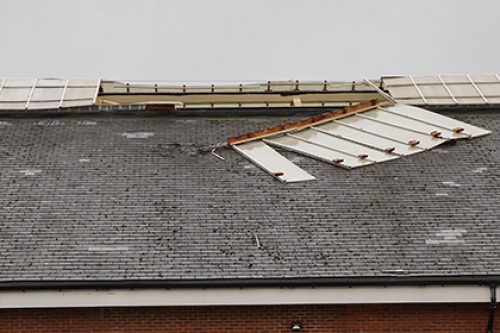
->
[228, 100, 491, 182]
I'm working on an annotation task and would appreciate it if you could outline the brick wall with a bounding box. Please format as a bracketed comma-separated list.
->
[0, 303, 493, 333]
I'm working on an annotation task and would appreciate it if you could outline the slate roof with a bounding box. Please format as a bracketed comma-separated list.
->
[0, 109, 500, 285]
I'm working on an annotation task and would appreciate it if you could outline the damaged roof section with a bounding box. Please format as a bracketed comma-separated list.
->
[228, 100, 491, 183]
[0, 78, 100, 110]
[0, 78, 385, 111]
[383, 75, 500, 106]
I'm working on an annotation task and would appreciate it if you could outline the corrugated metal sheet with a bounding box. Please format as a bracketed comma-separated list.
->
[383, 75, 500, 106]
[0, 78, 100, 110]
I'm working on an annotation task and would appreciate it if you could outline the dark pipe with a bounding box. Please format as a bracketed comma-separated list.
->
[487, 283, 497, 333]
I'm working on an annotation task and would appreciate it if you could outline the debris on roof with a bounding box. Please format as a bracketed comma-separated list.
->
[228, 100, 491, 182]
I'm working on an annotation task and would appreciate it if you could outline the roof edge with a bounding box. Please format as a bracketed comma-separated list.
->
[2, 275, 500, 291]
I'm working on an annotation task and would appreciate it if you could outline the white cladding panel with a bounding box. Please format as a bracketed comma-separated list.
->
[290, 129, 399, 163]
[336, 114, 448, 149]
[265, 135, 375, 169]
[384, 75, 500, 106]
[232, 104, 490, 182]
[363, 108, 469, 140]
[386, 105, 492, 138]
[314, 121, 424, 156]
[0, 78, 100, 110]
[233, 141, 316, 183]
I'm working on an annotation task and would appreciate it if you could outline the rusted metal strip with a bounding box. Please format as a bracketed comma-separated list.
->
[227, 99, 385, 145]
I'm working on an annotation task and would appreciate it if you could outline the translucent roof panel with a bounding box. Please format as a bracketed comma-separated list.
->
[383, 75, 500, 106]
[0, 78, 100, 110]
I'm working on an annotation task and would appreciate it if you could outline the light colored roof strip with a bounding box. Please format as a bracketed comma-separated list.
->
[264, 136, 374, 169]
[25, 78, 38, 110]
[310, 126, 405, 157]
[59, 78, 70, 108]
[0, 78, 6, 94]
[355, 112, 445, 137]
[465, 75, 488, 103]
[227, 99, 384, 145]
[233, 141, 315, 183]
[295, 129, 399, 163]
[437, 75, 458, 104]
[333, 117, 414, 147]
[336, 115, 447, 150]
[363, 78, 396, 104]
[93, 78, 101, 104]
[286, 133, 377, 163]
[376, 107, 469, 139]
[385, 105, 492, 138]
[409, 76, 428, 104]
[313, 122, 424, 156]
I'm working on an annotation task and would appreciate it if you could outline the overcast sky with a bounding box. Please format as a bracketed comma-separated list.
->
[1, 0, 499, 82]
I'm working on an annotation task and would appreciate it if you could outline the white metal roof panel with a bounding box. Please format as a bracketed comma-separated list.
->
[386, 105, 492, 138]
[265, 135, 375, 169]
[314, 121, 424, 156]
[336, 114, 448, 150]
[384, 75, 500, 106]
[364, 108, 469, 140]
[233, 141, 315, 183]
[230, 101, 491, 182]
[0, 78, 100, 110]
[289, 129, 399, 163]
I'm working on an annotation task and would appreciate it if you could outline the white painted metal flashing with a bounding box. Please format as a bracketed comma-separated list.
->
[0, 285, 494, 309]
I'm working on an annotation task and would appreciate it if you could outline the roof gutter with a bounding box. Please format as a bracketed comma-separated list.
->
[1, 275, 500, 291]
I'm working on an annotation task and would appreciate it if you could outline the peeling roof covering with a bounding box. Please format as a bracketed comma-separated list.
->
[0, 109, 499, 284]
[228, 101, 491, 182]
[0, 78, 100, 110]
[383, 75, 500, 106]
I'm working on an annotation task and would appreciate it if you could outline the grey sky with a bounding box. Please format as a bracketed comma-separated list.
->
[1, 0, 499, 82]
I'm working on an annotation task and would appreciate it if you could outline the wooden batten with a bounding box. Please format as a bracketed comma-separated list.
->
[227, 99, 386, 145]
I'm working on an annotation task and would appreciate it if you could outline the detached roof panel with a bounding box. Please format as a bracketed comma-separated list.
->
[314, 121, 424, 156]
[366, 108, 469, 140]
[386, 105, 492, 138]
[230, 101, 491, 182]
[265, 135, 375, 169]
[233, 141, 316, 183]
[336, 114, 448, 149]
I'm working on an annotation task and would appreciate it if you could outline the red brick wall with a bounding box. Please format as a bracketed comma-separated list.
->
[0, 303, 493, 333]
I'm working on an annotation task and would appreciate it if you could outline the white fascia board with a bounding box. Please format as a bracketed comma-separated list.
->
[0, 285, 493, 309]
